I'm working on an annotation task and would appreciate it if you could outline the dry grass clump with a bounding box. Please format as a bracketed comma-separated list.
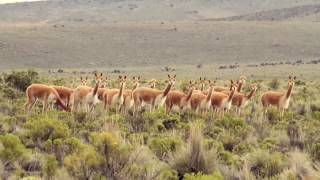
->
[170, 121, 219, 178]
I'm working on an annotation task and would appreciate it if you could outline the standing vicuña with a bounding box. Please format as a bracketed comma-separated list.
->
[190, 82, 214, 114]
[211, 81, 237, 117]
[103, 75, 127, 113]
[133, 75, 176, 114]
[165, 80, 195, 114]
[232, 83, 258, 116]
[122, 76, 140, 114]
[72, 73, 102, 112]
[25, 84, 70, 113]
[261, 76, 296, 117]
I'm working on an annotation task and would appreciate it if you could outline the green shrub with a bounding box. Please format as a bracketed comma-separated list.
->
[184, 171, 223, 180]
[311, 143, 320, 161]
[64, 145, 103, 180]
[43, 155, 58, 179]
[149, 136, 182, 159]
[219, 151, 241, 167]
[0, 134, 29, 164]
[246, 150, 286, 178]
[213, 115, 252, 151]
[24, 115, 70, 147]
[4, 70, 38, 91]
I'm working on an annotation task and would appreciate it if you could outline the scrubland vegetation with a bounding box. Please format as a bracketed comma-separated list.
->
[1, 70, 320, 180]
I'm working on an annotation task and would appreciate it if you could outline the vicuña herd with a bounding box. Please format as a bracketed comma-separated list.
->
[24, 73, 296, 117]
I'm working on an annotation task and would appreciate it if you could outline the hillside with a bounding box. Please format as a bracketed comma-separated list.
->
[1, 21, 320, 71]
[213, 4, 320, 21]
[0, 0, 319, 23]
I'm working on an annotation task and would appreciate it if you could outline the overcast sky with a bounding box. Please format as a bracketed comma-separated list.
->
[0, 0, 47, 4]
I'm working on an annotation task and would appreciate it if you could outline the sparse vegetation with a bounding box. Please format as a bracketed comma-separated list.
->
[0, 69, 319, 180]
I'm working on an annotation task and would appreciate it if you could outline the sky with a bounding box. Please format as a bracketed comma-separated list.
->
[0, 0, 47, 4]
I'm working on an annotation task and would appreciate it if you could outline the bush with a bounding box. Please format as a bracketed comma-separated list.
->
[213, 115, 252, 151]
[311, 143, 320, 161]
[149, 136, 182, 159]
[44, 155, 58, 179]
[280, 151, 320, 179]
[184, 171, 223, 180]
[0, 134, 29, 165]
[4, 70, 38, 91]
[269, 78, 280, 90]
[170, 122, 218, 177]
[24, 115, 70, 147]
[64, 145, 103, 179]
[246, 149, 286, 178]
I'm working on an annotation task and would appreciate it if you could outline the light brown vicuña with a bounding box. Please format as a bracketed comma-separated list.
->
[25, 84, 70, 113]
[122, 76, 140, 113]
[231, 83, 258, 115]
[165, 80, 195, 114]
[211, 81, 238, 116]
[103, 75, 127, 112]
[261, 76, 296, 116]
[72, 73, 101, 112]
[133, 74, 176, 114]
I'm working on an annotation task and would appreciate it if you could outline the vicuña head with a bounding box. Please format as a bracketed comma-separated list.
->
[132, 76, 141, 90]
[95, 72, 108, 88]
[149, 78, 157, 88]
[198, 77, 208, 91]
[237, 75, 247, 92]
[80, 76, 88, 86]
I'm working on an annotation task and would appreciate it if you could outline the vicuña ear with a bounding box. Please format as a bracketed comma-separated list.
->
[293, 76, 296, 80]
[138, 76, 141, 80]
[124, 75, 127, 79]
[119, 75, 122, 79]
[199, 77, 202, 81]
[80, 77, 83, 80]
[85, 77, 88, 80]
[94, 72, 97, 77]
[168, 74, 171, 78]
[231, 80, 234, 84]
[173, 74, 176, 78]
[100, 73, 103, 76]
[289, 75, 292, 80]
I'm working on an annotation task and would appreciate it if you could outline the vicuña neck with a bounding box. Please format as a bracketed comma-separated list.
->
[246, 88, 256, 100]
[185, 88, 194, 102]
[162, 83, 172, 97]
[132, 83, 138, 91]
[228, 88, 236, 102]
[93, 82, 99, 96]
[200, 84, 205, 91]
[286, 84, 293, 99]
[237, 82, 243, 92]
[206, 86, 213, 101]
[118, 83, 125, 97]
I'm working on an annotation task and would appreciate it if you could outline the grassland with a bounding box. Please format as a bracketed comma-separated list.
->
[0, 70, 320, 179]
[1, 21, 320, 74]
